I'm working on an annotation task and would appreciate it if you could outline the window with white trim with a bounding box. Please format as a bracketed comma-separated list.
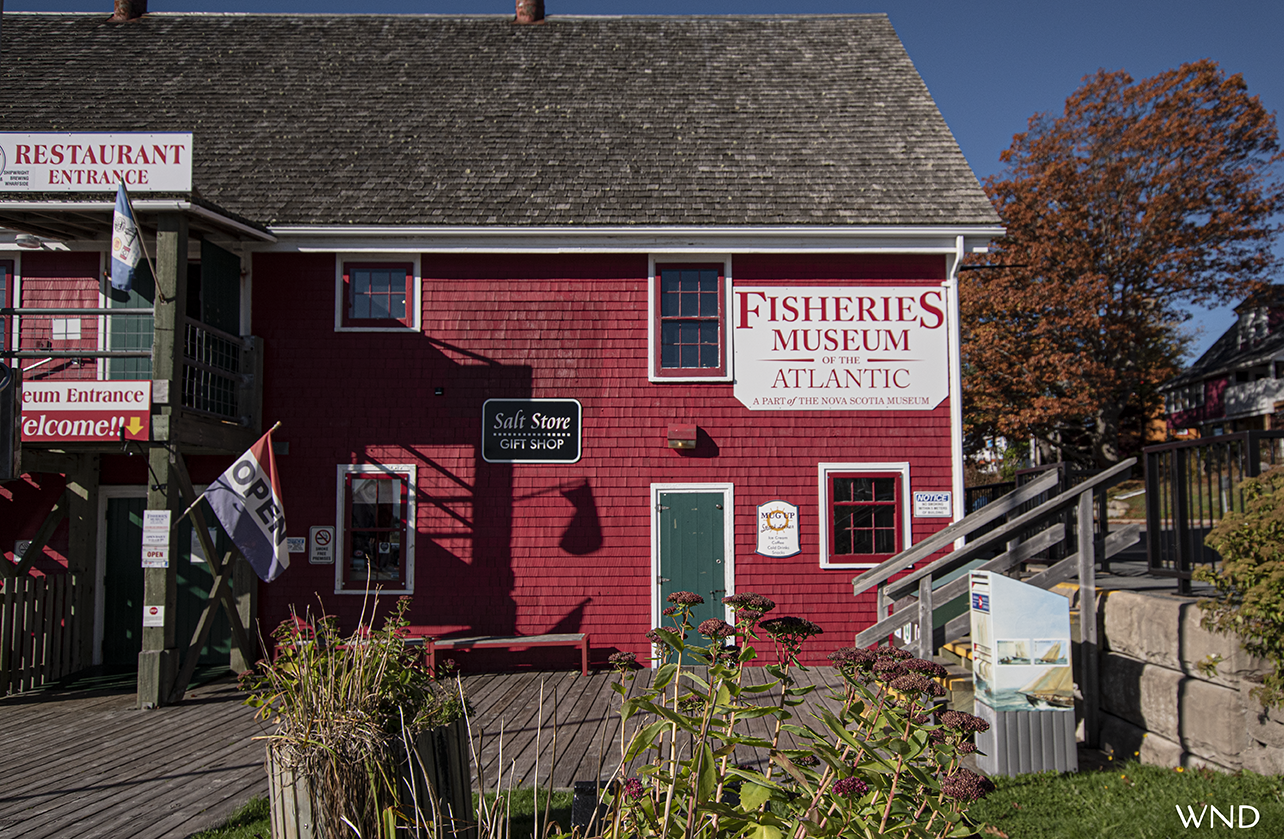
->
[336, 464, 416, 593]
[818, 462, 910, 568]
[649, 258, 732, 381]
[335, 255, 420, 331]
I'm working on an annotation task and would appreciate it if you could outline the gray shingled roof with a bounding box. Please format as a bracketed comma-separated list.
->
[0, 12, 999, 229]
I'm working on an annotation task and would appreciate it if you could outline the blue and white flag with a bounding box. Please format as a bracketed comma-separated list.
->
[110, 183, 141, 292]
[206, 427, 289, 582]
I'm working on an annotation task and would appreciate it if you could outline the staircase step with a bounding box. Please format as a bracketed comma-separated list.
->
[938, 639, 973, 667]
[932, 655, 974, 713]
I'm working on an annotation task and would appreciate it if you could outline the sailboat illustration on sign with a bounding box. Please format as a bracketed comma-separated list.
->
[1019, 665, 1074, 708]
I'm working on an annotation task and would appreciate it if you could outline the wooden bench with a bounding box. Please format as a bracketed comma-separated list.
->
[417, 632, 590, 676]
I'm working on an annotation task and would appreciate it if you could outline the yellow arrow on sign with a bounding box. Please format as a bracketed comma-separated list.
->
[124, 416, 145, 436]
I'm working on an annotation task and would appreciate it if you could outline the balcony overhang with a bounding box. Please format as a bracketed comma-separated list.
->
[0, 197, 276, 245]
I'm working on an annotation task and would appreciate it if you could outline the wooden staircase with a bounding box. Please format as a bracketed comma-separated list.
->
[850, 459, 1141, 745]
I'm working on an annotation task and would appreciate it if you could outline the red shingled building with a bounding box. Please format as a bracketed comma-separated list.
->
[0, 9, 1000, 701]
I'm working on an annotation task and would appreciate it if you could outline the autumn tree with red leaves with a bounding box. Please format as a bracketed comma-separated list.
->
[963, 60, 1284, 467]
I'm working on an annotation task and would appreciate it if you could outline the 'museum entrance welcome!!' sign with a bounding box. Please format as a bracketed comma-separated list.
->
[733, 286, 950, 411]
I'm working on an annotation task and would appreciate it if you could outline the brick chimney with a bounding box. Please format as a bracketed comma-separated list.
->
[109, 0, 147, 22]
[515, 0, 545, 24]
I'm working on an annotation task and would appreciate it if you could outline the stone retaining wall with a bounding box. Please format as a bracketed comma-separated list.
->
[1072, 587, 1284, 772]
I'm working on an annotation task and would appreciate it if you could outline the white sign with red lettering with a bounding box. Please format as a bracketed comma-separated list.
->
[142, 605, 165, 627]
[0, 132, 192, 192]
[733, 285, 951, 411]
[21, 381, 151, 442]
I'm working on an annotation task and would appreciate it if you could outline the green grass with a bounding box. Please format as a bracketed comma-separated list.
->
[478, 787, 576, 839]
[187, 796, 269, 839]
[968, 762, 1284, 838]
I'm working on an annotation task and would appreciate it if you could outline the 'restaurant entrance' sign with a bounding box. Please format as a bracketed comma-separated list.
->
[733, 286, 950, 411]
[482, 398, 582, 463]
[0, 132, 193, 192]
[21, 381, 151, 442]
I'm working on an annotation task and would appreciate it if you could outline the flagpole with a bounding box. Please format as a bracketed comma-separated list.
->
[120, 184, 165, 303]
[174, 421, 282, 526]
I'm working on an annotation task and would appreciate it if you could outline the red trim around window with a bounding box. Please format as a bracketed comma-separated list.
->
[828, 472, 902, 563]
[652, 263, 727, 378]
[342, 262, 413, 328]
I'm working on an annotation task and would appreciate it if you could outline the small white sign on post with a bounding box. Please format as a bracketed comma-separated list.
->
[141, 510, 171, 566]
[913, 491, 953, 518]
[310, 525, 336, 565]
[142, 510, 171, 545]
[755, 500, 801, 557]
[141, 545, 169, 569]
[142, 605, 165, 627]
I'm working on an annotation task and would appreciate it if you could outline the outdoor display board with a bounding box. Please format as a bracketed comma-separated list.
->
[969, 570, 1073, 711]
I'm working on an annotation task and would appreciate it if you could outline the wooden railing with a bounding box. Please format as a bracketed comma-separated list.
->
[851, 458, 1141, 746]
[0, 573, 80, 694]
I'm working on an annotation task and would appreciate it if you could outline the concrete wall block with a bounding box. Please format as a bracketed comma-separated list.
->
[1101, 590, 1181, 666]
[1244, 700, 1284, 750]
[1100, 653, 1181, 740]
[1178, 676, 1247, 761]
[1100, 589, 1267, 687]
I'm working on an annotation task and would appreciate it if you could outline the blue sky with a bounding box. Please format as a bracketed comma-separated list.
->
[7, 0, 1283, 360]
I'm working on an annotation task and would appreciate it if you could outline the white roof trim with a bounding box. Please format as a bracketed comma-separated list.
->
[262, 224, 1003, 254]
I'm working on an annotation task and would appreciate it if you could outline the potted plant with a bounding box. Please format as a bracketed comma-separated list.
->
[241, 596, 472, 839]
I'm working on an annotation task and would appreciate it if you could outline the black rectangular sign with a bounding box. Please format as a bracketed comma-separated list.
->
[481, 398, 582, 463]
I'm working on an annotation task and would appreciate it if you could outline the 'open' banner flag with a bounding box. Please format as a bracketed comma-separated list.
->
[208, 428, 289, 582]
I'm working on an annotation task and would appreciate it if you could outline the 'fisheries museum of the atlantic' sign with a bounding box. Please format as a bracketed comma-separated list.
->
[482, 399, 582, 464]
[733, 286, 950, 411]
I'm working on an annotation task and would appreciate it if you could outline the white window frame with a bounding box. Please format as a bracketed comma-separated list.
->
[334, 463, 416, 594]
[818, 462, 911, 569]
[647, 254, 734, 382]
[334, 253, 422, 333]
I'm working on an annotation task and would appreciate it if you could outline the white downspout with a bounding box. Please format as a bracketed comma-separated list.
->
[946, 236, 966, 526]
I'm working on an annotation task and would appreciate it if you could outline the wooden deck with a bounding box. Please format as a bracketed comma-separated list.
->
[461, 665, 850, 791]
[0, 664, 849, 837]
[0, 671, 268, 839]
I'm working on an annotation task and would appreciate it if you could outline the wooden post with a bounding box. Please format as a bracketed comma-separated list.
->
[1077, 488, 1099, 747]
[138, 211, 187, 710]
[916, 576, 934, 660]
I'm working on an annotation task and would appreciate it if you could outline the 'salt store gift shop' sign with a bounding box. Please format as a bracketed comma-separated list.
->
[734, 286, 950, 411]
[482, 399, 582, 464]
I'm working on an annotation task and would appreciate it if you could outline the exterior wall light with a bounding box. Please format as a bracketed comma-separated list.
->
[668, 423, 698, 449]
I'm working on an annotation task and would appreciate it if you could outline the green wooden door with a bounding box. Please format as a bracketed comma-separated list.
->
[103, 496, 146, 667]
[103, 496, 231, 669]
[658, 491, 727, 632]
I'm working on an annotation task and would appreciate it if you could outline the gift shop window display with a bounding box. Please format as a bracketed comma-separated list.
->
[341, 470, 411, 590]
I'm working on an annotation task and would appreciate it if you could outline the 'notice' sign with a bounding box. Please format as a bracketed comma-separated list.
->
[0, 133, 193, 192]
[21, 381, 151, 442]
[482, 399, 582, 463]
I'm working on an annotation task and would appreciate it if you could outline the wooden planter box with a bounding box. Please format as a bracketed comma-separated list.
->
[268, 716, 474, 839]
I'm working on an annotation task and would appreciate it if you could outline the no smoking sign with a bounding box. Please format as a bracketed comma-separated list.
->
[310, 526, 335, 565]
